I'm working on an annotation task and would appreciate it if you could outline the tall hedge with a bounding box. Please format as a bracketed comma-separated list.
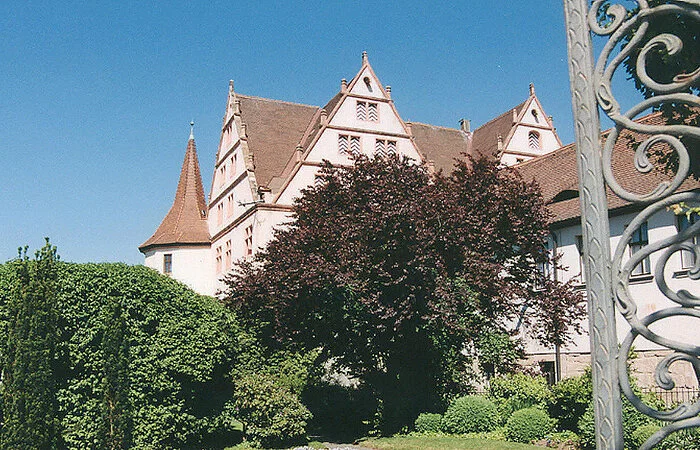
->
[0, 261, 242, 449]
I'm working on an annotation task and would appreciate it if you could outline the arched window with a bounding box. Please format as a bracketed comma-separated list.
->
[528, 131, 541, 149]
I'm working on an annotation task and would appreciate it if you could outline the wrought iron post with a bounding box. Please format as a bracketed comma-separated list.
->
[563, 1, 625, 447]
[563, 1, 699, 449]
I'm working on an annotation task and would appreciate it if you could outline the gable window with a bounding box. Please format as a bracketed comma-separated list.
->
[677, 213, 698, 269]
[528, 131, 541, 150]
[356, 101, 378, 122]
[339, 134, 361, 156]
[230, 155, 236, 179]
[629, 221, 651, 276]
[244, 225, 254, 257]
[375, 139, 397, 158]
[218, 165, 226, 187]
[217, 203, 224, 225]
[531, 109, 540, 123]
[163, 254, 172, 275]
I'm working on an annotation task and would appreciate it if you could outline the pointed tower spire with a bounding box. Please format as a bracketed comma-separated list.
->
[139, 128, 210, 252]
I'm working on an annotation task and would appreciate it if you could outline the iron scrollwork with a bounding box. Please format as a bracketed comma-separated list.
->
[565, 0, 699, 448]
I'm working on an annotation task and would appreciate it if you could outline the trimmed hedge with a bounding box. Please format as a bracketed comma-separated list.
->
[442, 395, 498, 434]
[489, 373, 553, 423]
[414, 413, 443, 433]
[504, 407, 555, 443]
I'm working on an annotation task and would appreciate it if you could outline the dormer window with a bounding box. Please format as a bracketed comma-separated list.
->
[528, 131, 541, 150]
[356, 101, 378, 121]
[551, 189, 579, 203]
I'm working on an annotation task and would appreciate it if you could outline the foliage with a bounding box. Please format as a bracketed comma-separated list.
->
[549, 369, 592, 433]
[441, 395, 498, 434]
[232, 373, 312, 448]
[488, 374, 553, 424]
[0, 240, 63, 449]
[476, 332, 525, 377]
[224, 155, 580, 432]
[414, 413, 443, 433]
[541, 430, 580, 448]
[631, 423, 660, 450]
[504, 407, 555, 444]
[0, 261, 241, 449]
[527, 279, 586, 349]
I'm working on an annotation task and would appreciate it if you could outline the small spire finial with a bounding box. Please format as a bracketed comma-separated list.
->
[189, 120, 195, 140]
[529, 83, 535, 96]
[362, 51, 368, 63]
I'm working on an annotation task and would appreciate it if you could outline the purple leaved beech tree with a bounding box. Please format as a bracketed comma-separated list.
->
[222, 155, 584, 433]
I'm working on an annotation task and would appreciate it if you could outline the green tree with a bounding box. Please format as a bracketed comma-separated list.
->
[98, 297, 131, 450]
[0, 239, 62, 449]
[224, 155, 571, 433]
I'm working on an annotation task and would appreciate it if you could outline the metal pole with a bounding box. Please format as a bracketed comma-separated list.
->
[562, 1, 624, 448]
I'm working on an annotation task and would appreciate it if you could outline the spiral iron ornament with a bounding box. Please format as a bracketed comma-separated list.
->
[565, 1, 699, 448]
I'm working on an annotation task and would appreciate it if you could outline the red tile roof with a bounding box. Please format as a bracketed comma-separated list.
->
[516, 112, 700, 224]
[238, 95, 320, 188]
[471, 101, 527, 158]
[410, 122, 475, 173]
[139, 137, 210, 251]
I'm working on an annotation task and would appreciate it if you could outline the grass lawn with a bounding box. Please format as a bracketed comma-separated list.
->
[360, 435, 541, 450]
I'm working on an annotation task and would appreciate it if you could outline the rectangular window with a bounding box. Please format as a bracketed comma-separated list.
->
[245, 225, 253, 257]
[677, 213, 698, 269]
[218, 165, 226, 187]
[629, 221, 651, 276]
[375, 139, 397, 158]
[215, 246, 222, 274]
[368, 102, 378, 121]
[536, 241, 552, 290]
[350, 136, 361, 155]
[229, 155, 236, 179]
[163, 254, 172, 274]
[227, 193, 234, 217]
[225, 240, 232, 270]
[356, 101, 367, 121]
[217, 203, 224, 225]
[575, 235, 586, 283]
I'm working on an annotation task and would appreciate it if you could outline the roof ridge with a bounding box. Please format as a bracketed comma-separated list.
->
[237, 93, 320, 110]
[409, 121, 462, 131]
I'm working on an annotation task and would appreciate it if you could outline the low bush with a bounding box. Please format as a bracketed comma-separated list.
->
[489, 373, 553, 423]
[631, 423, 660, 450]
[233, 373, 312, 448]
[550, 370, 592, 432]
[441, 395, 498, 434]
[414, 413, 443, 433]
[504, 407, 555, 444]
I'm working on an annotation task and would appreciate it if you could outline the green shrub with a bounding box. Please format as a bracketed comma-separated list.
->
[233, 373, 312, 447]
[663, 427, 700, 450]
[504, 407, 555, 443]
[631, 423, 661, 450]
[442, 395, 498, 434]
[550, 370, 592, 432]
[489, 373, 553, 423]
[414, 413, 443, 433]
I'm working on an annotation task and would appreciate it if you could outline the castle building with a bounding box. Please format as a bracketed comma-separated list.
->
[139, 53, 561, 296]
[139, 53, 698, 385]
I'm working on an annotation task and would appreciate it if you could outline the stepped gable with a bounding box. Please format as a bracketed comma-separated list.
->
[516, 112, 700, 224]
[471, 100, 528, 158]
[409, 122, 475, 173]
[237, 94, 320, 188]
[139, 134, 210, 251]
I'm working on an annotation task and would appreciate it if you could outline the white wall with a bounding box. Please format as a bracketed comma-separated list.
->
[143, 245, 214, 296]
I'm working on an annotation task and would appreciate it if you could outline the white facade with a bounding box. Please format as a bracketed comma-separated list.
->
[143, 245, 214, 295]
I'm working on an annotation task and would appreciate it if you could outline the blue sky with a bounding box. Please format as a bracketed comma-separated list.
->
[0, 1, 639, 264]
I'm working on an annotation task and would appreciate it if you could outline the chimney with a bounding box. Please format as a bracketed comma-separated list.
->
[459, 118, 471, 133]
[234, 100, 241, 116]
[341, 78, 348, 93]
[497, 134, 504, 151]
[427, 160, 436, 176]
[405, 121, 412, 136]
[241, 123, 248, 139]
[385, 85, 391, 99]
[320, 109, 328, 126]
